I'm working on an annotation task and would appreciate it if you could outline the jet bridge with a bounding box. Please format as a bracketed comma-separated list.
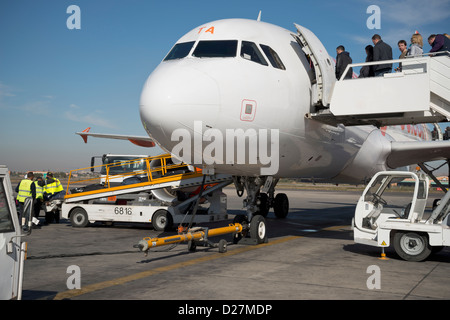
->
[306, 53, 450, 127]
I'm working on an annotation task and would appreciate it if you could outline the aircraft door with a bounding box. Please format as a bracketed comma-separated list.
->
[292, 23, 336, 107]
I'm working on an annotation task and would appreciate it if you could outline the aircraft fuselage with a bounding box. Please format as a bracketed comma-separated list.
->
[139, 19, 428, 183]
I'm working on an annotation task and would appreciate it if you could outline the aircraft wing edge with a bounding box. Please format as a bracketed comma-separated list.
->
[387, 140, 450, 168]
[76, 128, 156, 148]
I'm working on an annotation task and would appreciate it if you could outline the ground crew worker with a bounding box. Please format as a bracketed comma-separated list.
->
[33, 176, 45, 226]
[43, 172, 64, 223]
[15, 172, 36, 228]
[44, 172, 64, 199]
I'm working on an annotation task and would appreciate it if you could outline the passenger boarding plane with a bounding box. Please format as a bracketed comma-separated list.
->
[78, 18, 450, 220]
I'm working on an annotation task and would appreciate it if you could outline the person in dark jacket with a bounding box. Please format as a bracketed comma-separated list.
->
[428, 34, 450, 56]
[335, 45, 353, 80]
[359, 45, 374, 78]
[371, 34, 393, 76]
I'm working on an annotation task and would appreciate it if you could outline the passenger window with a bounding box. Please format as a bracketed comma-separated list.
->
[193, 40, 238, 58]
[260, 44, 286, 70]
[164, 41, 195, 61]
[240, 41, 268, 66]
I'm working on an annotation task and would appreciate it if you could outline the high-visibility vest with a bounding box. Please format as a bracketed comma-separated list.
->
[17, 179, 33, 202]
[35, 181, 44, 200]
[44, 178, 63, 195]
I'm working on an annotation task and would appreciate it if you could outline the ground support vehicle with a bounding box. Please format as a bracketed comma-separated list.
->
[353, 171, 450, 261]
[59, 154, 233, 230]
[61, 180, 231, 230]
[0, 165, 33, 300]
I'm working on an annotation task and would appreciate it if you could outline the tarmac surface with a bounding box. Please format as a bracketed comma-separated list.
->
[21, 187, 450, 302]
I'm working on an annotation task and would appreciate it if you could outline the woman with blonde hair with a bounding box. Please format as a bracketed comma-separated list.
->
[408, 33, 423, 56]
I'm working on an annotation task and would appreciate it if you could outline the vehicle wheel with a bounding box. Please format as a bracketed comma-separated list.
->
[70, 207, 89, 228]
[274, 193, 289, 218]
[187, 240, 197, 252]
[250, 215, 267, 244]
[255, 193, 269, 217]
[152, 210, 173, 231]
[393, 231, 432, 262]
[218, 239, 227, 253]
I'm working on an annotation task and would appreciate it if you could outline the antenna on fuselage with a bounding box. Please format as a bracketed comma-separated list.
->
[257, 10, 262, 21]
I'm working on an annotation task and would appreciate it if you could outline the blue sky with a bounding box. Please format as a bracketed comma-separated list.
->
[0, 0, 449, 171]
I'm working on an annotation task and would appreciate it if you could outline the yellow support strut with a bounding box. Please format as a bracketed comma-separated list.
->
[137, 223, 243, 254]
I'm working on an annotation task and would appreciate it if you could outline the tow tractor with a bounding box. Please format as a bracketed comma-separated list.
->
[353, 170, 450, 261]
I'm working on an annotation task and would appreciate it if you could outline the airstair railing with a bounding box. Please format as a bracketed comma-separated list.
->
[339, 51, 450, 81]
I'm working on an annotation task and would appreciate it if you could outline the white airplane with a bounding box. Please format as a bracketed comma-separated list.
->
[78, 17, 450, 221]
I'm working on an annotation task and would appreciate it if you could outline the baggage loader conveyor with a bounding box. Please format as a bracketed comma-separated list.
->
[49, 154, 235, 229]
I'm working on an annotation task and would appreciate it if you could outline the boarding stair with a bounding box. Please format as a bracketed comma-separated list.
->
[306, 52, 450, 127]
[63, 153, 232, 203]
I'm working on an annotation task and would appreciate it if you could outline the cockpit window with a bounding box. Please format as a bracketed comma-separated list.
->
[192, 40, 238, 58]
[164, 41, 195, 61]
[240, 41, 268, 66]
[260, 44, 286, 70]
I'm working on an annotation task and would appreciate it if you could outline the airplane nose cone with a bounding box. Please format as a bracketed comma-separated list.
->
[140, 63, 221, 152]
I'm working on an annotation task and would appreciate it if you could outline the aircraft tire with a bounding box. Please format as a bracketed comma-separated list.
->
[250, 215, 267, 244]
[274, 193, 289, 218]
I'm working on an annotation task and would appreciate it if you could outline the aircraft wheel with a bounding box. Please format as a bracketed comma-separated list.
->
[274, 193, 289, 218]
[152, 209, 173, 231]
[250, 215, 267, 244]
[70, 207, 89, 228]
[393, 231, 432, 262]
